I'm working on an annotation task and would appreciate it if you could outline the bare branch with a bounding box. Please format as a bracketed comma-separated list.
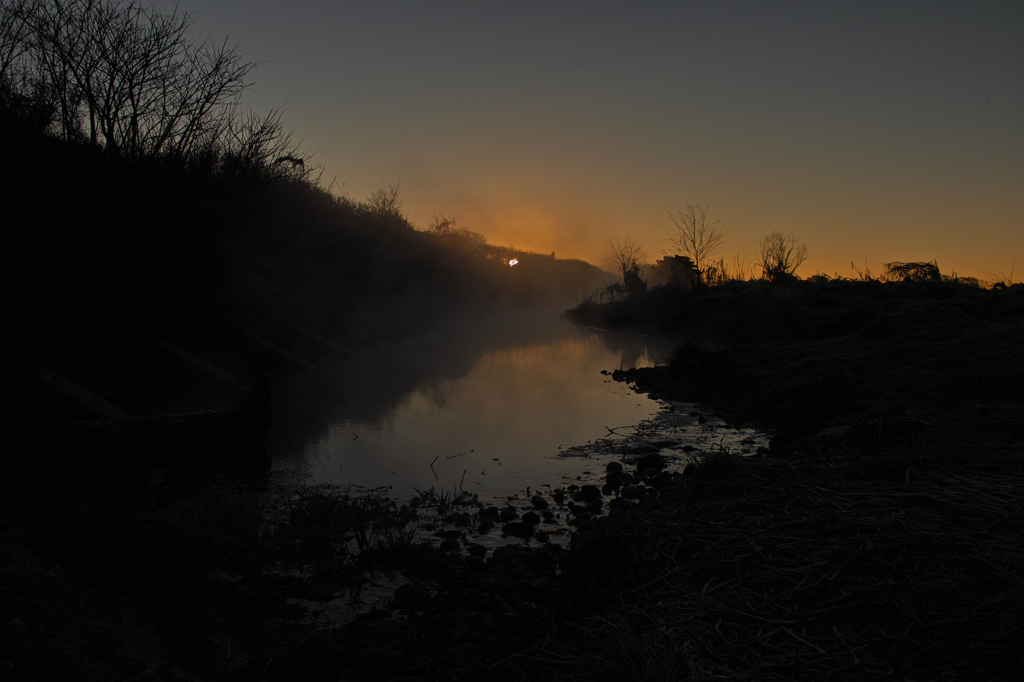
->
[758, 231, 809, 281]
[428, 210, 457, 237]
[608, 236, 646, 281]
[4, 0, 282, 168]
[365, 181, 405, 218]
[668, 205, 727, 284]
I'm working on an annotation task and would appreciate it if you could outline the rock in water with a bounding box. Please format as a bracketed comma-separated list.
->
[502, 522, 535, 538]
[608, 497, 634, 511]
[394, 583, 430, 604]
[530, 495, 549, 509]
[622, 484, 647, 499]
[490, 545, 518, 566]
[637, 453, 665, 473]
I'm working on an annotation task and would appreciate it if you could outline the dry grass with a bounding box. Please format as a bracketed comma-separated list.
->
[513, 414, 1024, 681]
[0, 530, 161, 681]
[548, 277, 1024, 681]
[280, 485, 423, 576]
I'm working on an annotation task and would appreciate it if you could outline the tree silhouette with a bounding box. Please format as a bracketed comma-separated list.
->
[608, 236, 645, 281]
[608, 236, 647, 294]
[758, 231, 809, 281]
[669, 204, 726, 284]
[365, 181, 405, 219]
[428, 210, 457, 237]
[0, 0, 300, 171]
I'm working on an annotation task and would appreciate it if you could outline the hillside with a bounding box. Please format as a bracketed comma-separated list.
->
[0, 111, 602, 418]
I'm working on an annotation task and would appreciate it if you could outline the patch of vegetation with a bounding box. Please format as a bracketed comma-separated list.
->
[516, 436, 1024, 681]
[280, 486, 420, 575]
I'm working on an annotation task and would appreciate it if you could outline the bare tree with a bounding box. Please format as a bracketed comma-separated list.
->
[608, 236, 647, 294]
[0, 0, 37, 82]
[668, 205, 727, 283]
[426, 211, 488, 253]
[428, 210, 457, 237]
[0, 0, 52, 129]
[221, 105, 303, 178]
[365, 181, 404, 218]
[759, 231, 809, 281]
[450, 228, 487, 252]
[0, 0, 299, 170]
[608, 236, 645, 280]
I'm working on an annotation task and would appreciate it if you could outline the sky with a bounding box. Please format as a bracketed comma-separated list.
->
[174, 1, 1023, 281]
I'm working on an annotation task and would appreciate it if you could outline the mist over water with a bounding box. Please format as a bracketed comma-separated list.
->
[269, 310, 676, 501]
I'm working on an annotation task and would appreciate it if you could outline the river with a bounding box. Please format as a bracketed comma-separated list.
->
[267, 308, 767, 509]
[269, 309, 674, 500]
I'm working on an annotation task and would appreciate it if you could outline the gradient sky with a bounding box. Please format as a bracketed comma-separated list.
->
[176, 1, 1023, 280]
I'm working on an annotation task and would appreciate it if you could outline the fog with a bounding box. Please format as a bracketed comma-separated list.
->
[268, 306, 676, 499]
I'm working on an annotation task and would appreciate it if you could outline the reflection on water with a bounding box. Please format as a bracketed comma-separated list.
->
[270, 310, 675, 500]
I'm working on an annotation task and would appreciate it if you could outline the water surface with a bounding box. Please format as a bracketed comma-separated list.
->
[270, 311, 676, 501]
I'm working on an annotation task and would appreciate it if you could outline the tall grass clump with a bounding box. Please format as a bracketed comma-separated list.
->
[280, 486, 420, 575]
[410, 485, 481, 527]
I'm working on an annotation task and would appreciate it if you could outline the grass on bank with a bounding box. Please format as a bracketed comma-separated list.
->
[573, 275, 1024, 435]
[519, 425, 1024, 681]
[539, 251, 1024, 681]
[0, 478, 476, 680]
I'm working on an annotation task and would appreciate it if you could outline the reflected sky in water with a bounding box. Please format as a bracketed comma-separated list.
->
[270, 311, 674, 500]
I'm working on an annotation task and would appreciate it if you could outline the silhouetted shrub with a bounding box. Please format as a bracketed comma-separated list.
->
[883, 260, 941, 282]
[758, 230, 808, 281]
[0, 0, 303, 177]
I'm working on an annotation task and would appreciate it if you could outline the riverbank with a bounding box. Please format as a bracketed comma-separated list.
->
[539, 278, 1024, 679]
[6, 412, 1021, 681]
[609, 279, 1021, 427]
[0, 426, 692, 681]
[4, 280, 1023, 680]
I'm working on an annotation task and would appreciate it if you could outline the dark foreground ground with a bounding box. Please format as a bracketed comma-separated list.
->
[3, 280, 1024, 681]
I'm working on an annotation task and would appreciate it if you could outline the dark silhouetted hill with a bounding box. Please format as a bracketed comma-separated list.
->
[0, 110, 602, 418]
